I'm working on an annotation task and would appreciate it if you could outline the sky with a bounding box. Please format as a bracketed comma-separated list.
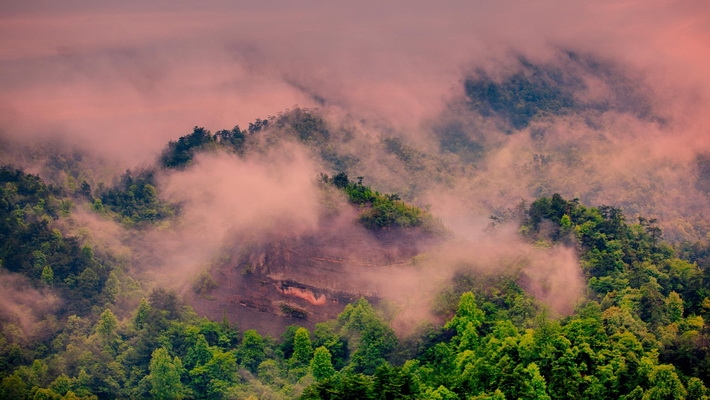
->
[1, 1, 708, 166]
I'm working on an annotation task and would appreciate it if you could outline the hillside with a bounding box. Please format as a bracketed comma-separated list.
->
[2, 7, 710, 397]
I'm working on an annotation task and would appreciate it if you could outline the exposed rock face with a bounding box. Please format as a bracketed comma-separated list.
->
[187, 215, 436, 335]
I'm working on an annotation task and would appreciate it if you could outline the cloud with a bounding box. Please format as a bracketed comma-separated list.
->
[136, 143, 322, 287]
[0, 270, 60, 342]
[350, 225, 585, 335]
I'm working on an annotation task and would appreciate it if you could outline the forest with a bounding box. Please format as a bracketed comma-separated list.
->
[2, 156, 710, 398]
[3, 106, 710, 399]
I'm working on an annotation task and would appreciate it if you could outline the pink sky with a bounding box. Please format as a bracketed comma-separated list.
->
[1, 1, 709, 165]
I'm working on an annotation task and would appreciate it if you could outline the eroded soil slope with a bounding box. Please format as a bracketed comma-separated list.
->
[187, 215, 436, 335]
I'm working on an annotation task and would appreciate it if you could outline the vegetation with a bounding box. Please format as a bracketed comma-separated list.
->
[159, 109, 331, 170]
[463, 54, 654, 131]
[465, 65, 577, 130]
[4, 165, 710, 398]
[0, 166, 112, 314]
[275, 108, 330, 143]
[160, 126, 247, 169]
[96, 169, 177, 226]
[320, 172, 439, 231]
[435, 121, 486, 164]
[3, 89, 710, 398]
[280, 303, 309, 320]
[192, 271, 217, 296]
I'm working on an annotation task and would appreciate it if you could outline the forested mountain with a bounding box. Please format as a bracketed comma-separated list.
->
[3, 167, 710, 398]
[3, 49, 710, 399]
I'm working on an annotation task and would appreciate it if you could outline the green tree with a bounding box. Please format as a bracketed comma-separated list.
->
[280, 325, 301, 360]
[102, 270, 120, 303]
[0, 373, 29, 399]
[189, 349, 236, 399]
[338, 298, 397, 374]
[313, 321, 349, 370]
[291, 327, 314, 367]
[41, 265, 54, 285]
[642, 365, 686, 400]
[148, 348, 186, 400]
[77, 267, 100, 297]
[311, 346, 336, 381]
[640, 279, 668, 327]
[301, 373, 375, 400]
[665, 291, 684, 323]
[96, 309, 117, 338]
[257, 359, 282, 385]
[160, 126, 216, 169]
[686, 377, 709, 400]
[134, 298, 151, 329]
[445, 292, 485, 351]
[422, 385, 459, 400]
[96, 309, 118, 351]
[49, 374, 72, 397]
[373, 362, 420, 399]
[98, 169, 176, 225]
[32, 387, 62, 399]
[70, 368, 93, 398]
[235, 330, 265, 373]
[185, 334, 212, 370]
[519, 363, 551, 400]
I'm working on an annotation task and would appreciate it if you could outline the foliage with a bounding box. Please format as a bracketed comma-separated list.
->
[310, 346, 336, 381]
[338, 298, 398, 375]
[160, 126, 218, 169]
[463, 54, 654, 131]
[275, 108, 330, 143]
[320, 172, 440, 231]
[280, 303, 310, 320]
[464, 63, 577, 130]
[4, 151, 710, 399]
[147, 347, 186, 400]
[159, 110, 329, 171]
[290, 328, 314, 367]
[97, 169, 177, 226]
[434, 121, 485, 164]
[235, 330, 266, 374]
[0, 166, 111, 314]
[192, 271, 217, 296]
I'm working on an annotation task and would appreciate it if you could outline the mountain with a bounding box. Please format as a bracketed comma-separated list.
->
[2, 52, 710, 399]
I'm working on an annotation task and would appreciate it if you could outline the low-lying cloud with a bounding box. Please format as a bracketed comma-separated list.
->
[0, 270, 60, 342]
[137, 143, 322, 287]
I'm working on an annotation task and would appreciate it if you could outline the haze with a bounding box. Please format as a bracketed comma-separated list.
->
[1, 1, 706, 165]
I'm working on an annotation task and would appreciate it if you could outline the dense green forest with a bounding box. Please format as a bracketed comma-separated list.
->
[2, 155, 710, 398]
[318, 172, 440, 231]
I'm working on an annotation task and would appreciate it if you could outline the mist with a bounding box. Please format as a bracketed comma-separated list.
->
[2, 1, 704, 165]
[133, 144, 323, 289]
[2, 1, 710, 331]
[354, 228, 585, 334]
[0, 271, 60, 343]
